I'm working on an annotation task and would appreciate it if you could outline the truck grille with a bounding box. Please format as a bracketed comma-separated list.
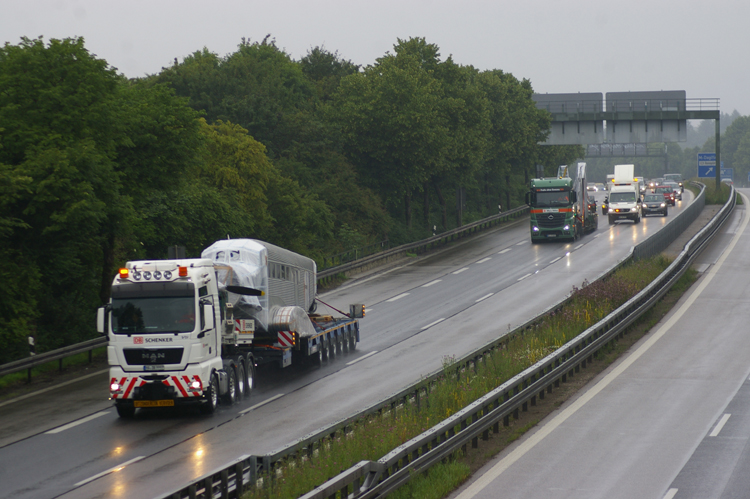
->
[536, 213, 567, 228]
[123, 347, 184, 365]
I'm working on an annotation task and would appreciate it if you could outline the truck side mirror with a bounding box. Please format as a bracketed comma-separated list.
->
[570, 191, 577, 203]
[96, 307, 107, 334]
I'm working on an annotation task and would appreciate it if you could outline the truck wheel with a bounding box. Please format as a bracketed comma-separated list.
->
[116, 402, 135, 419]
[200, 374, 219, 414]
[349, 331, 357, 351]
[236, 361, 246, 400]
[608, 216, 614, 225]
[222, 365, 237, 405]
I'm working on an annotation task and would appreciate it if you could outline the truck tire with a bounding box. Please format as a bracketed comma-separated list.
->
[321, 339, 329, 362]
[200, 373, 219, 414]
[245, 357, 255, 398]
[349, 331, 357, 351]
[116, 402, 135, 419]
[222, 365, 237, 405]
[328, 338, 337, 360]
[236, 360, 246, 400]
[608, 215, 614, 225]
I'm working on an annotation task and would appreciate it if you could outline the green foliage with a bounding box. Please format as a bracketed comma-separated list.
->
[0, 37, 122, 358]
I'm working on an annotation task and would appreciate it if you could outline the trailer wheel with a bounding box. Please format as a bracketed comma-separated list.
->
[320, 339, 329, 362]
[328, 339, 336, 360]
[116, 402, 135, 419]
[245, 357, 255, 398]
[200, 373, 219, 414]
[342, 331, 350, 353]
[236, 360, 246, 400]
[222, 365, 237, 405]
[349, 331, 357, 351]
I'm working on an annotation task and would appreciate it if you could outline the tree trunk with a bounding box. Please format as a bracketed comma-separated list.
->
[433, 181, 447, 231]
[456, 186, 463, 227]
[100, 230, 116, 304]
[423, 182, 430, 229]
[405, 192, 412, 228]
[505, 174, 511, 214]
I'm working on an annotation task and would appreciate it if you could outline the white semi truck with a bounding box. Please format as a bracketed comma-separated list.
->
[97, 239, 363, 418]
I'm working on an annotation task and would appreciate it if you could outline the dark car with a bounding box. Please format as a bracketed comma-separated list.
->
[601, 195, 609, 215]
[654, 185, 676, 206]
[642, 193, 668, 217]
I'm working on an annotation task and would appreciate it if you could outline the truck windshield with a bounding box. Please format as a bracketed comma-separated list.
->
[111, 296, 195, 334]
[609, 192, 636, 203]
[533, 191, 571, 207]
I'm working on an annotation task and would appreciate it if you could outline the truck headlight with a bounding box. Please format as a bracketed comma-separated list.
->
[563, 224, 571, 231]
[532, 226, 540, 232]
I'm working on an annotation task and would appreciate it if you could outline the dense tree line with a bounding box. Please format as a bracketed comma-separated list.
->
[0, 35, 580, 363]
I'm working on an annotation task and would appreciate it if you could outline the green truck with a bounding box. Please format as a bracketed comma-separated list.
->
[525, 163, 598, 243]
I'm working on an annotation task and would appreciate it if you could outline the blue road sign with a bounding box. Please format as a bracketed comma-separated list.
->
[721, 168, 733, 180]
[698, 152, 716, 167]
[698, 165, 715, 178]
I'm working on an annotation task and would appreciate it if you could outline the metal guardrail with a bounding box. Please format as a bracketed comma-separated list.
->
[317, 205, 529, 285]
[158, 183, 733, 499]
[0, 336, 107, 382]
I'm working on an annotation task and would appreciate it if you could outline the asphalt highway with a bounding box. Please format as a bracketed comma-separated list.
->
[0, 189, 698, 499]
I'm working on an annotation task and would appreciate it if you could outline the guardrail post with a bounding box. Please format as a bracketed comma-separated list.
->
[235, 461, 244, 495]
[220, 469, 229, 499]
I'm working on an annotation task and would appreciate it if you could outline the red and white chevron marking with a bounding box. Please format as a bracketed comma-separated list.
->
[110, 375, 203, 399]
[277, 331, 295, 347]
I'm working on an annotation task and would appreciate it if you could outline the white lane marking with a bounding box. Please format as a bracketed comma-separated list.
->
[386, 293, 410, 302]
[710, 414, 731, 437]
[240, 394, 285, 415]
[75, 456, 145, 487]
[549, 257, 561, 264]
[574, 244, 584, 250]
[517, 273, 532, 281]
[45, 411, 111, 434]
[453, 267, 469, 275]
[421, 318, 445, 330]
[476, 257, 492, 264]
[0, 368, 109, 409]
[365, 308, 373, 315]
[422, 280, 442, 287]
[498, 248, 511, 254]
[346, 351, 378, 366]
[476, 293, 493, 303]
[516, 241, 527, 246]
[663, 489, 678, 499]
[454, 192, 750, 499]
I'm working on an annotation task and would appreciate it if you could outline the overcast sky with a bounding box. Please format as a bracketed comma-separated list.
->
[3, 0, 748, 115]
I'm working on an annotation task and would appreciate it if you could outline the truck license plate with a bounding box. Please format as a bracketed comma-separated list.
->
[134, 400, 175, 408]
